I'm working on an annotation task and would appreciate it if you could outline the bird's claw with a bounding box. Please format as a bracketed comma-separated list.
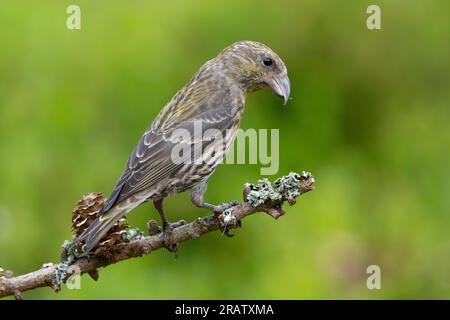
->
[163, 223, 178, 258]
[220, 225, 235, 237]
[162, 222, 183, 258]
[220, 219, 242, 237]
[171, 219, 187, 228]
[147, 220, 162, 236]
[212, 200, 239, 213]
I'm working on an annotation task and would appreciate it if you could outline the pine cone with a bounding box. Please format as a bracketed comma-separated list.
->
[71, 192, 130, 256]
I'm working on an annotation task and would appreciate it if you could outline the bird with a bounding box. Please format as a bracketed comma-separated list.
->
[70, 40, 290, 256]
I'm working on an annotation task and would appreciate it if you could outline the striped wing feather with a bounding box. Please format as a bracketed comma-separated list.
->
[101, 69, 241, 214]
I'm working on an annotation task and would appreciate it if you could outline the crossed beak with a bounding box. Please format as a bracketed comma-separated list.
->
[267, 73, 291, 105]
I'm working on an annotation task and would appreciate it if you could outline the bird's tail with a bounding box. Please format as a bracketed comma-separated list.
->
[69, 191, 151, 257]
[69, 205, 127, 257]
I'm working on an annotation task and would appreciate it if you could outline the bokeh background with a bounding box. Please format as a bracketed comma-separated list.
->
[1, 0, 449, 299]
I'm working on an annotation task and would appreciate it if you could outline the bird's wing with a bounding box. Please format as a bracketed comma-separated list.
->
[101, 74, 242, 214]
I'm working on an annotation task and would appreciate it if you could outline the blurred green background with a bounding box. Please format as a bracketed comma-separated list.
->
[1, 0, 449, 299]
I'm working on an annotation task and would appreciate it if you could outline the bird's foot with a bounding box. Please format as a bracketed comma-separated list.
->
[172, 219, 187, 228]
[162, 220, 186, 257]
[210, 200, 239, 214]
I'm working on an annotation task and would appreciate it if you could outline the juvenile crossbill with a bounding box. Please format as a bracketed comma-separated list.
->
[72, 41, 290, 255]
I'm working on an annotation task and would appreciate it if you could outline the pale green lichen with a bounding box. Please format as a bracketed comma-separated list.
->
[245, 172, 314, 207]
[54, 240, 76, 287]
[55, 261, 70, 287]
[123, 228, 144, 241]
[245, 179, 282, 207]
[54, 228, 143, 287]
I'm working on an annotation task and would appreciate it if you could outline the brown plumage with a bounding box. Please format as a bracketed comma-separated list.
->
[71, 40, 290, 256]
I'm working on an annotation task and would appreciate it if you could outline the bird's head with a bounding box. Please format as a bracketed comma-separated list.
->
[218, 41, 291, 105]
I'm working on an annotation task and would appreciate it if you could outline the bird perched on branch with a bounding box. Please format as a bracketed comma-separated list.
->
[71, 40, 290, 256]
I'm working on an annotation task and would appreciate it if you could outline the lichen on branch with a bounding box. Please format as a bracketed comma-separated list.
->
[0, 171, 315, 299]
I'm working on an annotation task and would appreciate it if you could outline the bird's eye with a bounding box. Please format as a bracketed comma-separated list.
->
[263, 57, 273, 67]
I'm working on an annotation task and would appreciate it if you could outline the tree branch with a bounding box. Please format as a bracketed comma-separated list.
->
[0, 172, 315, 299]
